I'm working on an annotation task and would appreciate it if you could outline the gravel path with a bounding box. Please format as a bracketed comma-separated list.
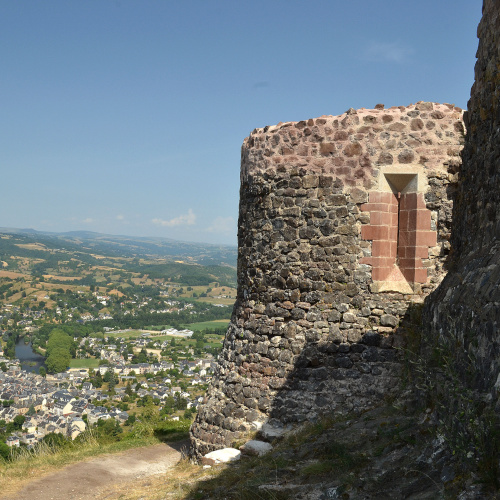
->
[1, 441, 186, 500]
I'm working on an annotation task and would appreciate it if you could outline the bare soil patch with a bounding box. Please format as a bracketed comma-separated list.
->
[0, 441, 185, 500]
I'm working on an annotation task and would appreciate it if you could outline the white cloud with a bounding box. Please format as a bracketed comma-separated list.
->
[152, 209, 196, 228]
[116, 214, 125, 221]
[364, 41, 413, 63]
[207, 216, 235, 234]
[82, 218, 94, 224]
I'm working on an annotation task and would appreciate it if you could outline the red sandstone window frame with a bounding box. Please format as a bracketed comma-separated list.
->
[360, 172, 436, 292]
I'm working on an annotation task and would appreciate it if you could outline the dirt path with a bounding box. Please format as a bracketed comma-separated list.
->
[1, 441, 186, 500]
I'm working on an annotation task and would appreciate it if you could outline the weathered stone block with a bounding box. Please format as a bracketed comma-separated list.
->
[380, 314, 398, 327]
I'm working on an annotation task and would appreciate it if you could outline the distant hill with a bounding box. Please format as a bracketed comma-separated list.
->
[0, 228, 237, 288]
[0, 227, 237, 267]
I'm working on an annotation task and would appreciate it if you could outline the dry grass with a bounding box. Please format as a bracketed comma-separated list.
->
[14, 243, 48, 251]
[42, 274, 79, 281]
[0, 270, 28, 279]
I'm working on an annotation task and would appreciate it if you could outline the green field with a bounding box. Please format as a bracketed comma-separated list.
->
[194, 296, 236, 305]
[182, 320, 230, 332]
[69, 358, 100, 369]
[99, 329, 151, 340]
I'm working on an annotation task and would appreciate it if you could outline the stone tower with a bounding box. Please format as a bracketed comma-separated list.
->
[190, 102, 464, 458]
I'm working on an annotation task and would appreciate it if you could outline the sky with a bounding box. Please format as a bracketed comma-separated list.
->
[0, 1, 482, 246]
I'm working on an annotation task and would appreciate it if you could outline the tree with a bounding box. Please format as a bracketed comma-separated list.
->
[125, 414, 136, 426]
[108, 376, 116, 395]
[175, 397, 188, 411]
[97, 418, 122, 439]
[161, 396, 176, 415]
[0, 363, 7, 373]
[93, 372, 103, 388]
[125, 382, 133, 397]
[46, 347, 71, 373]
[42, 432, 67, 448]
[39, 366, 46, 378]
[13, 415, 25, 430]
[45, 329, 73, 373]
[0, 441, 10, 460]
[184, 407, 197, 419]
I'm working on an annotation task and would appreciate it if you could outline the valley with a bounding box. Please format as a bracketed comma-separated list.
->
[0, 229, 237, 486]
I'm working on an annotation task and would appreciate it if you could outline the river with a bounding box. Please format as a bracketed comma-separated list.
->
[15, 336, 46, 373]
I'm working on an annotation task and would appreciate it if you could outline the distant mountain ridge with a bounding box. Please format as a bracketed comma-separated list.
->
[0, 227, 237, 267]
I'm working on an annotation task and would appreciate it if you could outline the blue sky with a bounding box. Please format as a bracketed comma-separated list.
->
[0, 1, 481, 246]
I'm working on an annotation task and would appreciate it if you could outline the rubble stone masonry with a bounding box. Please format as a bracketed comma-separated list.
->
[190, 102, 464, 457]
[424, 0, 500, 419]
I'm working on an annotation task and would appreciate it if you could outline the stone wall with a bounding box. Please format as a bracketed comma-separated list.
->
[423, 0, 500, 430]
[190, 103, 464, 458]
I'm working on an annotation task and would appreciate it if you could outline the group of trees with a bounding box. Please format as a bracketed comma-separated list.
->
[1, 331, 18, 359]
[45, 329, 74, 373]
[127, 262, 236, 287]
[0, 415, 25, 460]
[87, 302, 232, 332]
[0, 281, 14, 301]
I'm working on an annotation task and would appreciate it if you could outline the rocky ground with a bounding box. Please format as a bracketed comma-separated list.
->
[189, 393, 493, 500]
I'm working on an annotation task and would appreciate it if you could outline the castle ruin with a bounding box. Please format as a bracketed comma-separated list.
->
[191, 102, 464, 457]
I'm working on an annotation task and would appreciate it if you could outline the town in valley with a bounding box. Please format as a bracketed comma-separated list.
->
[0, 230, 237, 457]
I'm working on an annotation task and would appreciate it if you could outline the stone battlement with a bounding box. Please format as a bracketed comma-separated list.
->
[242, 102, 463, 183]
